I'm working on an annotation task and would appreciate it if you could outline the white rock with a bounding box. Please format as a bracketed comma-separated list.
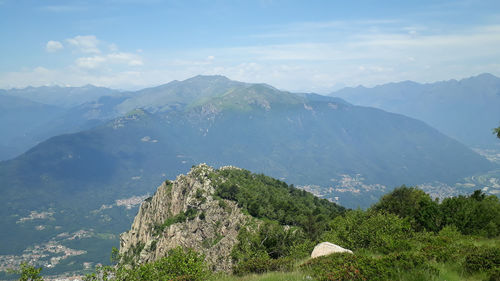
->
[311, 242, 353, 258]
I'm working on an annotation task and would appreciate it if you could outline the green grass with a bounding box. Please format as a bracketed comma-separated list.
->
[214, 271, 310, 281]
[470, 236, 500, 247]
[435, 263, 488, 281]
[212, 259, 494, 281]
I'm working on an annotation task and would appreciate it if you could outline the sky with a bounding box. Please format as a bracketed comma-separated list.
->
[1, 0, 500, 93]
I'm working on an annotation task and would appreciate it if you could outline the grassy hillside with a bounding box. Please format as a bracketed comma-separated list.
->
[7, 169, 500, 280]
[73, 184, 500, 281]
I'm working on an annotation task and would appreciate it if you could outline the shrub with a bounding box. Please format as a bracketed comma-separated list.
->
[321, 209, 412, 253]
[440, 191, 500, 237]
[372, 185, 441, 232]
[301, 253, 385, 281]
[301, 252, 437, 281]
[233, 256, 295, 276]
[416, 227, 468, 263]
[464, 246, 500, 273]
[373, 188, 500, 237]
[154, 208, 199, 235]
[7, 262, 43, 281]
[114, 247, 210, 281]
[232, 220, 308, 264]
[489, 267, 500, 281]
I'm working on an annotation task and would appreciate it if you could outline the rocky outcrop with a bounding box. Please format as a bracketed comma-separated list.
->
[310, 242, 353, 258]
[119, 164, 249, 272]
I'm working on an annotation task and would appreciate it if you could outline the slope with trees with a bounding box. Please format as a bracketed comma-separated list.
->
[71, 185, 500, 281]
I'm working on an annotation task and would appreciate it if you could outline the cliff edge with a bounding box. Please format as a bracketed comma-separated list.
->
[119, 164, 249, 272]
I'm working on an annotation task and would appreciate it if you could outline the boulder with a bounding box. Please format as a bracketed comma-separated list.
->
[311, 242, 353, 258]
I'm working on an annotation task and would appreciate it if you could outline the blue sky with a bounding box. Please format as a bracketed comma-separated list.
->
[1, 0, 500, 92]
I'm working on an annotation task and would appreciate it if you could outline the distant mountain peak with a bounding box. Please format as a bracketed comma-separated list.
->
[461, 73, 499, 83]
[475, 73, 497, 79]
[82, 84, 99, 88]
[184, 75, 232, 83]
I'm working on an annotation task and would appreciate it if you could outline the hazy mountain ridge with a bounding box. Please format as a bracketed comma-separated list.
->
[0, 86, 132, 161]
[5, 73, 498, 161]
[0, 94, 64, 160]
[331, 73, 500, 147]
[1, 84, 121, 108]
[0, 76, 492, 212]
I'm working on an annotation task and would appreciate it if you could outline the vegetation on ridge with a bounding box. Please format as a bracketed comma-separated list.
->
[11, 169, 500, 280]
[10, 184, 500, 281]
[210, 168, 344, 240]
[75, 174, 500, 281]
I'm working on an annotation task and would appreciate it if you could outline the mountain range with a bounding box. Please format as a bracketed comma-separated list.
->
[331, 73, 500, 148]
[1, 76, 492, 209]
[0, 74, 497, 277]
[0, 86, 123, 161]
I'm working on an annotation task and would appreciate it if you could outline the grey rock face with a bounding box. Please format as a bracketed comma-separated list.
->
[119, 164, 249, 272]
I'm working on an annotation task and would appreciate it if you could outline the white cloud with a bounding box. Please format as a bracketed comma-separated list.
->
[0, 66, 151, 89]
[45, 40, 63, 52]
[109, 43, 118, 52]
[75, 52, 143, 69]
[75, 56, 107, 69]
[2, 21, 500, 92]
[107, 52, 143, 66]
[66, 35, 101, 54]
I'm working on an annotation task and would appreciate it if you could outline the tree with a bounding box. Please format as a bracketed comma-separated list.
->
[321, 209, 412, 253]
[494, 126, 500, 139]
[372, 185, 441, 232]
[110, 247, 120, 264]
[7, 262, 43, 281]
[440, 191, 500, 237]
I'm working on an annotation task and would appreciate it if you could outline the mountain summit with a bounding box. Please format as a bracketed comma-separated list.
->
[116, 75, 247, 114]
[119, 164, 343, 272]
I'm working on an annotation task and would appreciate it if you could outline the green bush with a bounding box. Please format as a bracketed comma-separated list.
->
[321, 209, 412, 253]
[489, 267, 500, 281]
[154, 208, 199, 235]
[120, 241, 146, 265]
[373, 187, 500, 237]
[372, 185, 441, 232]
[87, 247, 210, 281]
[6, 262, 43, 281]
[441, 191, 500, 237]
[232, 220, 309, 265]
[416, 227, 468, 263]
[301, 253, 384, 281]
[301, 252, 437, 281]
[233, 256, 294, 276]
[464, 246, 500, 274]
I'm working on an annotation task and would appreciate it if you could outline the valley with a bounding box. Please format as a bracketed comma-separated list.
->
[0, 74, 499, 279]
